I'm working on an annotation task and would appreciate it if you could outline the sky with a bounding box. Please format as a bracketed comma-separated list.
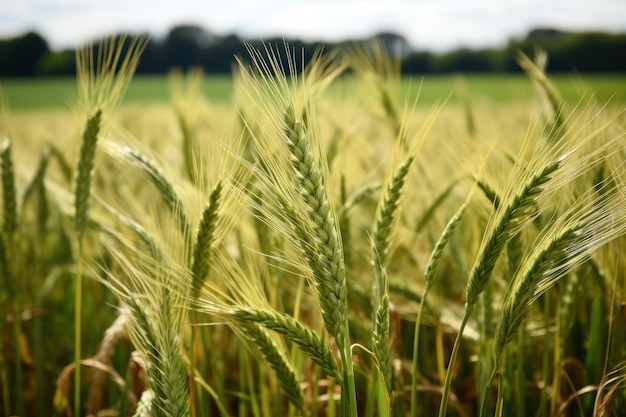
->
[1, 0, 626, 52]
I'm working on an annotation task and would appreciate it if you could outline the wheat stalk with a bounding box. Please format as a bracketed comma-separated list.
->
[411, 200, 469, 417]
[87, 311, 129, 416]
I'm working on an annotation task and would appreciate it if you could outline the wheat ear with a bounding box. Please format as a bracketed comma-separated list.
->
[191, 181, 222, 297]
[105, 263, 191, 417]
[231, 306, 341, 382]
[0, 234, 7, 286]
[370, 155, 414, 391]
[372, 156, 414, 267]
[48, 142, 73, 183]
[372, 286, 392, 389]
[1, 138, 17, 237]
[495, 180, 626, 360]
[517, 50, 565, 142]
[283, 104, 348, 350]
[493, 176, 626, 416]
[0, 134, 22, 415]
[100, 194, 193, 417]
[339, 182, 382, 220]
[133, 389, 154, 417]
[242, 323, 306, 414]
[127, 298, 190, 417]
[125, 146, 190, 236]
[466, 159, 561, 306]
[439, 154, 562, 417]
[22, 151, 51, 236]
[283, 101, 359, 416]
[425, 202, 470, 287]
[414, 178, 458, 233]
[71, 108, 102, 417]
[237, 43, 357, 416]
[74, 109, 102, 238]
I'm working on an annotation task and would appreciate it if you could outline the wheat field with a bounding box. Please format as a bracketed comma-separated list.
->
[1, 38, 625, 417]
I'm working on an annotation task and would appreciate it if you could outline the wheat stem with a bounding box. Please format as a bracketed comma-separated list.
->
[73, 108, 102, 417]
[438, 305, 472, 417]
[370, 156, 414, 393]
[74, 249, 84, 416]
[411, 202, 468, 417]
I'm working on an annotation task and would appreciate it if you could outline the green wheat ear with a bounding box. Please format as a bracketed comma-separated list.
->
[101, 140, 190, 236]
[72, 35, 146, 417]
[191, 181, 222, 296]
[1, 138, 17, 238]
[230, 306, 342, 382]
[103, 235, 192, 417]
[371, 155, 414, 391]
[466, 158, 561, 306]
[73, 109, 102, 238]
[495, 176, 626, 360]
[517, 50, 565, 142]
[241, 323, 306, 414]
[283, 104, 348, 349]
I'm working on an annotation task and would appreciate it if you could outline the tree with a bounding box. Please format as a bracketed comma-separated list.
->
[0, 31, 49, 76]
[163, 25, 213, 71]
[402, 51, 434, 73]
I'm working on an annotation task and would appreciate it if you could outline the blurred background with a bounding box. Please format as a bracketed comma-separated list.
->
[1, 0, 626, 77]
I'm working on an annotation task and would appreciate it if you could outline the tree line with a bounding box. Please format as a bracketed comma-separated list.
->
[1, 25, 625, 77]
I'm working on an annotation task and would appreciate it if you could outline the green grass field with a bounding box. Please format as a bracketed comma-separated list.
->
[1, 73, 625, 110]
